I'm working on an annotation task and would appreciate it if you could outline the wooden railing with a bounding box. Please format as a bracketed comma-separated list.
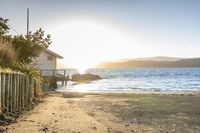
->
[40, 69, 67, 77]
[0, 72, 34, 115]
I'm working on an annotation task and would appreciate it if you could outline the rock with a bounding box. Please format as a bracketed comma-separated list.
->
[28, 120, 34, 122]
[39, 126, 49, 132]
[71, 74, 102, 82]
[91, 126, 97, 130]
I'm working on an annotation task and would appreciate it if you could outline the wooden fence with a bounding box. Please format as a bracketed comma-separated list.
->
[0, 72, 34, 115]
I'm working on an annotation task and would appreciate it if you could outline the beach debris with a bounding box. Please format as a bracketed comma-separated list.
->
[62, 93, 85, 98]
[125, 124, 130, 127]
[39, 126, 49, 133]
[0, 128, 6, 133]
[28, 120, 35, 122]
[0, 115, 15, 126]
[107, 127, 112, 133]
[131, 129, 135, 132]
[91, 126, 97, 130]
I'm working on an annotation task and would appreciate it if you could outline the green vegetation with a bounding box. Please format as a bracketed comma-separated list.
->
[0, 39, 17, 68]
[13, 28, 51, 64]
[0, 17, 52, 97]
[0, 68, 21, 73]
[0, 17, 9, 35]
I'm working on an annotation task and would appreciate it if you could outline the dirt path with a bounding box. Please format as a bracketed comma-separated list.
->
[5, 92, 198, 133]
[5, 93, 148, 133]
[5, 93, 108, 133]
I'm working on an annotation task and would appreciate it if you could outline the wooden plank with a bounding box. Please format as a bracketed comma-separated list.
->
[21, 75, 24, 109]
[28, 76, 32, 104]
[2, 73, 5, 111]
[30, 77, 34, 103]
[0, 72, 35, 114]
[9, 73, 13, 112]
[0, 73, 2, 114]
[16, 74, 19, 110]
[25, 75, 29, 106]
[6, 74, 10, 113]
[13, 74, 17, 111]
[19, 74, 22, 111]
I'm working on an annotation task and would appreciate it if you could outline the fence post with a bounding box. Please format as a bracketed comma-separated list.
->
[2, 73, 5, 111]
[30, 76, 34, 103]
[19, 74, 22, 111]
[25, 75, 29, 106]
[0, 73, 1, 114]
[22, 75, 24, 109]
[6, 74, 10, 113]
[9, 73, 13, 112]
[0, 72, 35, 114]
[13, 74, 16, 111]
[16, 74, 19, 110]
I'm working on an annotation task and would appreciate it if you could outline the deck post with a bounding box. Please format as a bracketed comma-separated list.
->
[53, 70, 55, 76]
[64, 70, 66, 77]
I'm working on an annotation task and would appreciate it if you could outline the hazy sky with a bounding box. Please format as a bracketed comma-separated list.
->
[1, 0, 200, 69]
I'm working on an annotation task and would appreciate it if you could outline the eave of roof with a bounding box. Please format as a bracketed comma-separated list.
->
[45, 49, 63, 59]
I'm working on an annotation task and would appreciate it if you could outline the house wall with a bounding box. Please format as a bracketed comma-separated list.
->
[34, 51, 57, 76]
[35, 51, 57, 69]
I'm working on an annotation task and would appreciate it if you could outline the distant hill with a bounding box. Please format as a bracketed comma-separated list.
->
[134, 56, 184, 62]
[115, 56, 184, 62]
[95, 58, 200, 68]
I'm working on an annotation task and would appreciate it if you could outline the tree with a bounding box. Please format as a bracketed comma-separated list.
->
[0, 17, 9, 36]
[13, 28, 52, 64]
[0, 17, 52, 65]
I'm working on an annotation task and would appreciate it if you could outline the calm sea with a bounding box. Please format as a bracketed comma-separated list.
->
[58, 68, 200, 93]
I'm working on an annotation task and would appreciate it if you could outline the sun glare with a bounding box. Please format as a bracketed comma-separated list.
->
[77, 67, 87, 74]
[51, 17, 140, 70]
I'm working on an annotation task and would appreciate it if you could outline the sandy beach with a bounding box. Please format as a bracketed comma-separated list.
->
[1, 92, 199, 133]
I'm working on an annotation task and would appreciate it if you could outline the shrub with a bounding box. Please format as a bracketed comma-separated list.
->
[0, 37, 18, 68]
[13, 63, 43, 97]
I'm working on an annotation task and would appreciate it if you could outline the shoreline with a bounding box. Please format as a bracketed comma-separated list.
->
[2, 91, 200, 132]
[56, 89, 200, 95]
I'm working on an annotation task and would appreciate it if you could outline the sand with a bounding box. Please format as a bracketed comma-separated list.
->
[2, 92, 200, 133]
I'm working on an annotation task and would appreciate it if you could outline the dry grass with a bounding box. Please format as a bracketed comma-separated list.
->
[0, 37, 17, 68]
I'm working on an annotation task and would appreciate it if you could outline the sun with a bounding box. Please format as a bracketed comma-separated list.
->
[68, 60, 93, 74]
[77, 66, 87, 74]
[51, 17, 140, 70]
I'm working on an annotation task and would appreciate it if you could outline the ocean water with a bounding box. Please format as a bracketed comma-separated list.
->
[58, 68, 200, 93]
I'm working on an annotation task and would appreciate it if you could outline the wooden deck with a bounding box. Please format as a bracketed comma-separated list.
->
[40, 69, 68, 77]
[40, 69, 70, 88]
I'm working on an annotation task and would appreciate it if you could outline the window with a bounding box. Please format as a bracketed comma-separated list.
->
[47, 56, 53, 61]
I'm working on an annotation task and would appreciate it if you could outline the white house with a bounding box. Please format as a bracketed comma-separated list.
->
[33, 49, 63, 76]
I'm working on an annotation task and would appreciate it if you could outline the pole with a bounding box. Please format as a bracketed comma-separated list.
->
[27, 8, 29, 37]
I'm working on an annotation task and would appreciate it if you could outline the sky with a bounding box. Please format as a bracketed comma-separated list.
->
[1, 0, 200, 70]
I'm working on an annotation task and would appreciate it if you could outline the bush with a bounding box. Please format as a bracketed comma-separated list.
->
[13, 63, 43, 97]
[0, 37, 17, 68]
